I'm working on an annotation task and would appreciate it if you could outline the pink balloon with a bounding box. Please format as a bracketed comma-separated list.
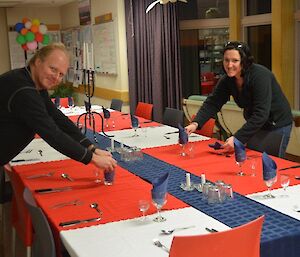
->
[26, 41, 37, 50]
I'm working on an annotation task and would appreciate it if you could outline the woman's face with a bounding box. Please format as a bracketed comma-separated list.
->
[223, 49, 242, 78]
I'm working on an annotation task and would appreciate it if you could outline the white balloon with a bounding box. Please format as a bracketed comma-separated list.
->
[39, 24, 48, 34]
[25, 21, 32, 29]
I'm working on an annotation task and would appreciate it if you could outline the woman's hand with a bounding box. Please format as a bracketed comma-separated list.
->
[185, 122, 198, 135]
[94, 148, 112, 157]
[220, 136, 235, 153]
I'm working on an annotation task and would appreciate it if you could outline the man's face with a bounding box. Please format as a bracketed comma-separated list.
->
[34, 49, 69, 90]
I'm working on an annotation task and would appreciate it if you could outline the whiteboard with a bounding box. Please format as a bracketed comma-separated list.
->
[92, 21, 117, 75]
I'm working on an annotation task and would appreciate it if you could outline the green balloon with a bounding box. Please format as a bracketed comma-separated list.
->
[42, 34, 50, 45]
[25, 31, 35, 42]
[16, 34, 26, 45]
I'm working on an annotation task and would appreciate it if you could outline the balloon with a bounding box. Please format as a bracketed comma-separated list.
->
[32, 19, 40, 26]
[42, 34, 50, 45]
[22, 17, 30, 24]
[22, 44, 28, 51]
[15, 22, 24, 32]
[27, 41, 37, 50]
[25, 31, 35, 42]
[39, 24, 48, 34]
[16, 34, 26, 45]
[20, 28, 28, 35]
[25, 21, 32, 29]
[31, 25, 38, 33]
[35, 32, 43, 42]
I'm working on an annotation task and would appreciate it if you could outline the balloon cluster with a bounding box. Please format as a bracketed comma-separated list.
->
[15, 18, 49, 51]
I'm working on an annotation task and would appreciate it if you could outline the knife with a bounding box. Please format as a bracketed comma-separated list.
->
[35, 186, 72, 194]
[59, 217, 101, 227]
[279, 165, 300, 171]
[11, 158, 40, 163]
[164, 131, 179, 135]
[205, 227, 218, 233]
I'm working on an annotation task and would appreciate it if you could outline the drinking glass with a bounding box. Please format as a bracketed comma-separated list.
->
[104, 169, 115, 186]
[68, 97, 74, 109]
[138, 200, 150, 221]
[235, 154, 246, 176]
[280, 174, 290, 192]
[264, 176, 277, 198]
[249, 158, 257, 177]
[132, 123, 139, 137]
[94, 169, 102, 184]
[151, 192, 167, 222]
[179, 141, 188, 156]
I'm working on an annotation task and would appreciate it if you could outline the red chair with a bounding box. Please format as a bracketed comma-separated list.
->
[169, 215, 264, 257]
[134, 102, 153, 120]
[191, 115, 215, 137]
[5, 166, 32, 257]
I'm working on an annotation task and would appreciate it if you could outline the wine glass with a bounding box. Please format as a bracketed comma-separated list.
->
[280, 174, 290, 193]
[132, 122, 139, 137]
[179, 141, 188, 156]
[249, 158, 257, 177]
[68, 96, 75, 109]
[264, 176, 277, 198]
[138, 200, 150, 221]
[151, 191, 167, 222]
[235, 153, 246, 176]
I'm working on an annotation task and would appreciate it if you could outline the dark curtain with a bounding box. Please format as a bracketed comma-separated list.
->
[125, 0, 182, 122]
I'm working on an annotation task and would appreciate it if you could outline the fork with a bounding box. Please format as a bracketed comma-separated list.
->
[153, 238, 169, 253]
[51, 199, 84, 209]
[161, 225, 195, 235]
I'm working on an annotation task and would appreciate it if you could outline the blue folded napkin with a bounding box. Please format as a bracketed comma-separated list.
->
[178, 124, 188, 145]
[55, 96, 60, 108]
[262, 152, 277, 181]
[130, 114, 139, 129]
[234, 138, 246, 162]
[208, 142, 223, 150]
[102, 106, 111, 119]
[151, 172, 169, 205]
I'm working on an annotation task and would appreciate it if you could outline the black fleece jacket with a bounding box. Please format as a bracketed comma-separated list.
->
[193, 64, 293, 143]
[0, 67, 93, 165]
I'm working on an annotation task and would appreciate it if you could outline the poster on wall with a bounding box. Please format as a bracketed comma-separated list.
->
[78, 0, 91, 25]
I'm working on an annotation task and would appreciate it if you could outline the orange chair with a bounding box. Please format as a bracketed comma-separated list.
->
[5, 166, 33, 257]
[134, 102, 153, 120]
[169, 215, 264, 257]
[191, 115, 215, 137]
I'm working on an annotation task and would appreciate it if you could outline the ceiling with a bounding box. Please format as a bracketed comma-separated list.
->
[0, 0, 74, 8]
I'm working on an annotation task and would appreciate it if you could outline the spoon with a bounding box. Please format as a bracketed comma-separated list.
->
[90, 203, 103, 215]
[160, 225, 195, 235]
[38, 149, 43, 156]
[61, 173, 74, 182]
[153, 238, 169, 253]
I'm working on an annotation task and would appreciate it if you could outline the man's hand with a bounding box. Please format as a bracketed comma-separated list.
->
[91, 154, 117, 171]
[185, 122, 198, 134]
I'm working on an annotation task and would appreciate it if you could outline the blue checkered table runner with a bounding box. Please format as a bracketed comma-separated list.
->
[88, 130, 300, 257]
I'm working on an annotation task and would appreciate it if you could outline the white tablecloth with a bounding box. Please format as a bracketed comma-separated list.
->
[10, 138, 69, 166]
[102, 125, 210, 149]
[247, 184, 300, 221]
[60, 207, 230, 257]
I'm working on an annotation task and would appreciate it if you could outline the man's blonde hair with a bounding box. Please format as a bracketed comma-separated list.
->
[28, 42, 69, 65]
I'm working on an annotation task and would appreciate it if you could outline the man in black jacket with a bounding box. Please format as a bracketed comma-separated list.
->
[0, 43, 117, 170]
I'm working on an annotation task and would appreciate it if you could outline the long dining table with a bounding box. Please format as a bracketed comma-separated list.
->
[10, 107, 300, 257]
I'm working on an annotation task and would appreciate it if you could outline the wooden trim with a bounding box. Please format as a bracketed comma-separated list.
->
[179, 18, 229, 30]
[73, 85, 129, 103]
[241, 13, 272, 26]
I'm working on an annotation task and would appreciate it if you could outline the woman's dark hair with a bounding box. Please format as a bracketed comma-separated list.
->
[222, 41, 254, 76]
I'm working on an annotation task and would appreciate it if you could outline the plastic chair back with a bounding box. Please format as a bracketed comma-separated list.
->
[5, 167, 33, 247]
[110, 98, 123, 111]
[163, 107, 184, 127]
[191, 115, 215, 137]
[23, 188, 56, 257]
[169, 215, 264, 257]
[134, 102, 153, 120]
